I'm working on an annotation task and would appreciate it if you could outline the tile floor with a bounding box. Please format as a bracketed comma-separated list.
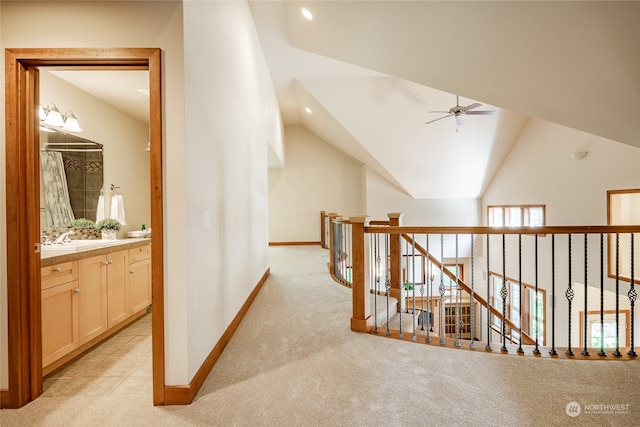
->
[42, 313, 152, 399]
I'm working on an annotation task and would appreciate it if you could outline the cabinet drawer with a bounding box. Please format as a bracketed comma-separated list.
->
[129, 244, 151, 264]
[41, 261, 78, 290]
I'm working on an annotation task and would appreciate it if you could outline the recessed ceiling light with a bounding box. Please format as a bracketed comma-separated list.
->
[301, 8, 313, 21]
[305, 107, 312, 114]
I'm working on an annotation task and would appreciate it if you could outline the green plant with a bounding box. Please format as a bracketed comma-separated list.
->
[70, 218, 95, 228]
[95, 218, 122, 231]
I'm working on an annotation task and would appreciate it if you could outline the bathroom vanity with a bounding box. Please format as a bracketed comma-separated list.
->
[40, 238, 151, 375]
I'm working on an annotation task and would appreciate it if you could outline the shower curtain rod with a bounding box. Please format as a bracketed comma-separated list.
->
[42, 148, 103, 153]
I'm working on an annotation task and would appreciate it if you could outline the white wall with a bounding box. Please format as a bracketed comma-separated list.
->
[484, 118, 640, 226]
[268, 126, 364, 242]
[182, 1, 281, 382]
[0, 0, 185, 389]
[40, 72, 150, 236]
[365, 167, 481, 226]
[481, 118, 640, 346]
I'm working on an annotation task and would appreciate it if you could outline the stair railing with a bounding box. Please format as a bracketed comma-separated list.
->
[338, 212, 639, 358]
[400, 233, 536, 345]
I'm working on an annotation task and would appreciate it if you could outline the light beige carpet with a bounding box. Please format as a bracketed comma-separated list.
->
[1, 245, 638, 426]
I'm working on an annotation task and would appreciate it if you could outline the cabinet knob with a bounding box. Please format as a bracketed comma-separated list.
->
[130, 270, 135, 274]
[108, 260, 113, 264]
[74, 288, 80, 293]
[53, 267, 61, 272]
[103, 261, 109, 265]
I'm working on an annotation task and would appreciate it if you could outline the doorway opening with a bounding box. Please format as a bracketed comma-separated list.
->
[4, 48, 165, 408]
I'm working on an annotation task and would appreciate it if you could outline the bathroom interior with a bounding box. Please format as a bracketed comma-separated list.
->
[39, 68, 153, 397]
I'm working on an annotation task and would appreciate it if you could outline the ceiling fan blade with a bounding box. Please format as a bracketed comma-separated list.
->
[425, 114, 453, 125]
[429, 110, 451, 114]
[466, 110, 496, 115]
[463, 102, 482, 111]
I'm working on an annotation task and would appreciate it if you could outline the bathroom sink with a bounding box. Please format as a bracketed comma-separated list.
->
[41, 239, 120, 252]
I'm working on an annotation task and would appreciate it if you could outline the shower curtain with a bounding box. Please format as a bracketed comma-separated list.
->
[41, 150, 75, 228]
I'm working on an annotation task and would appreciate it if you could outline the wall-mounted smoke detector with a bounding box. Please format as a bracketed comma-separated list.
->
[569, 151, 588, 160]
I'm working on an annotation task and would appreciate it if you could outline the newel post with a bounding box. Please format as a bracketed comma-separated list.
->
[350, 215, 372, 332]
[388, 213, 404, 310]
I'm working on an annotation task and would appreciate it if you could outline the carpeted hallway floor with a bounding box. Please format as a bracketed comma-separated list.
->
[1, 245, 638, 426]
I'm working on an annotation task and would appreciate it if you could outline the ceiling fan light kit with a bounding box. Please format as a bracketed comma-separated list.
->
[426, 95, 496, 128]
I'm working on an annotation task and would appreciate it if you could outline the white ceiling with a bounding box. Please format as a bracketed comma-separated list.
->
[49, 1, 639, 201]
[48, 69, 150, 124]
[249, 1, 529, 199]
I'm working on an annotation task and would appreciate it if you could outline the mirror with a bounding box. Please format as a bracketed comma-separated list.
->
[40, 126, 104, 228]
[39, 68, 151, 236]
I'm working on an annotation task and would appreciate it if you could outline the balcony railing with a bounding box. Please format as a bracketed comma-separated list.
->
[322, 212, 640, 359]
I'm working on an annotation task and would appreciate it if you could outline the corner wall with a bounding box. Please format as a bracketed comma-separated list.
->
[268, 126, 364, 243]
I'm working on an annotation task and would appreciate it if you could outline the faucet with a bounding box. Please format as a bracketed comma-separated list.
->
[54, 230, 75, 244]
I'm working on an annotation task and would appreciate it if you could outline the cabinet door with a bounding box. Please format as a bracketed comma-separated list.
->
[107, 249, 130, 328]
[78, 254, 108, 344]
[42, 280, 79, 367]
[129, 258, 151, 314]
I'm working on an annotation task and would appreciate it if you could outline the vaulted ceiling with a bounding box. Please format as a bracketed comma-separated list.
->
[250, 1, 640, 199]
[45, 2, 639, 200]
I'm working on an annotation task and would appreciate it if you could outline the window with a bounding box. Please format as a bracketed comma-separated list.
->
[580, 310, 630, 349]
[490, 272, 545, 345]
[442, 264, 463, 289]
[488, 205, 545, 227]
[607, 189, 640, 283]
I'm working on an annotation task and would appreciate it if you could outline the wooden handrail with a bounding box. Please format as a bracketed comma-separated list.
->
[401, 233, 536, 345]
[368, 225, 640, 235]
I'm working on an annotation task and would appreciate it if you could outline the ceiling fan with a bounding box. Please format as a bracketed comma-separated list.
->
[425, 95, 496, 128]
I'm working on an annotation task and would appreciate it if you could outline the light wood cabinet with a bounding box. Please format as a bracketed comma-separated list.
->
[105, 250, 130, 328]
[129, 246, 151, 314]
[78, 254, 109, 344]
[41, 262, 79, 366]
[41, 241, 151, 372]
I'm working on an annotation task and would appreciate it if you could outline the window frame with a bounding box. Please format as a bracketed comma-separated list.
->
[580, 309, 630, 349]
[487, 204, 546, 228]
[607, 189, 640, 283]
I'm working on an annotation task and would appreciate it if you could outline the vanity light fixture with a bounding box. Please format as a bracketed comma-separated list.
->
[39, 104, 48, 121]
[42, 103, 65, 127]
[62, 111, 83, 132]
[301, 7, 313, 21]
[40, 103, 82, 132]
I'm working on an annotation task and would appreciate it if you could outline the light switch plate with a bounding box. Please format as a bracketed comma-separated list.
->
[203, 210, 212, 228]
